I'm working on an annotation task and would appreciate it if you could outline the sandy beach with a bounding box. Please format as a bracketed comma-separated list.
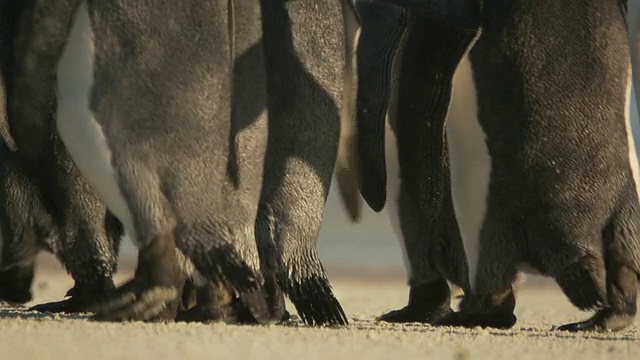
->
[0, 253, 638, 360]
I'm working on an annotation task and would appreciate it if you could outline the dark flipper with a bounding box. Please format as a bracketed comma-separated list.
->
[353, 1, 409, 213]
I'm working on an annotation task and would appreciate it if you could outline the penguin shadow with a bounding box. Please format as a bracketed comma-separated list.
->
[226, 1, 346, 326]
[225, 40, 267, 187]
[341, 317, 639, 341]
[0, 303, 90, 321]
[227, 15, 340, 189]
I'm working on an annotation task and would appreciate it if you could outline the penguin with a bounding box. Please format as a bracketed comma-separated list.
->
[181, 0, 362, 327]
[335, 0, 477, 323]
[432, 0, 640, 332]
[251, 0, 364, 327]
[8, 0, 271, 322]
[0, 0, 123, 312]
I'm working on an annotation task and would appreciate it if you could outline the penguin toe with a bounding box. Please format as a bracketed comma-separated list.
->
[89, 284, 179, 322]
[434, 310, 517, 329]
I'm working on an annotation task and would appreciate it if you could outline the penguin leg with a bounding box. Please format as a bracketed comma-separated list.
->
[378, 5, 476, 324]
[379, 187, 455, 323]
[30, 211, 123, 314]
[435, 220, 519, 329]
[558, 199, 640, 332]
[259, 0, 347, 327]
[0, 155, 54, 306]
[435, 286, 518, 329]
[0, 263, 35, 305]
[257, 201, 346, 327]
[89, 231, 184, 322]
[253, 222, 290, 323]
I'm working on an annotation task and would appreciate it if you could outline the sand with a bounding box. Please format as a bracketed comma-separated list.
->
[0, 256, 638, 360]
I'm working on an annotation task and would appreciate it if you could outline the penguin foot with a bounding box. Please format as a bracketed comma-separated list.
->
[378, 279, 454, 324]
[90, 283, 180, 322]
[282, 275, 348, 327]
[435, 287, 517, 329]
[435, 310, 517, 329]
[378, 305, 453, 323]
[191, 242, 272, 324]
[556, 308, 636, 332]
[90, 232, 183, 322]
[176, 280, 260, 324]
[0, 265, 34, 305]
[176, 302, 236, 323]
[30, 277, 115, 314]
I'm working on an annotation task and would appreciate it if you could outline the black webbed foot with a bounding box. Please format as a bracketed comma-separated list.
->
[30, 277, 115, 313]
[88, 233, 182, 322]
[434, 288, 517, 329]
[435, 309, 517, 329]
[378, 279, 453, 324]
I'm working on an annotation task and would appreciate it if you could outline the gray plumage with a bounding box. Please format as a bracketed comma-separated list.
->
[0, 0, 123, 312]
[436, 0, 640, 332]
[176, 0, 359, 326]
[8, 0, 270, 322]
[253, 0, 360, 326]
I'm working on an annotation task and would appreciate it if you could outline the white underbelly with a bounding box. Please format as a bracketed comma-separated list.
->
[446, 53, 491, 291]
[55, 1, 138, 244]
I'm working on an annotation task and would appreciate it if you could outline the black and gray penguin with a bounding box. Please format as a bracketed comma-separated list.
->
[8, 0, 271, 322]
[336, 0, 477, 323]
[0, 0, 123, 312]
[180, 0, 362, 327]
[435, 0, 640, 332]
[252, 0, 364, 326]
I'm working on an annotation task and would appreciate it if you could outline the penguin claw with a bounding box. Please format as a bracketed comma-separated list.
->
[89, 285, 179, 322]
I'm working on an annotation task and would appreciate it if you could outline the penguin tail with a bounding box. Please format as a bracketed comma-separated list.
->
[278, 250, 348, 327]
